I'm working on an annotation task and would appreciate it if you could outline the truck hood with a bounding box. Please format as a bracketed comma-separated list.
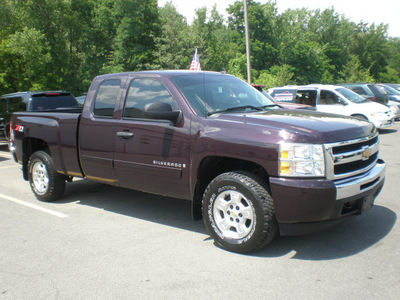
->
[210, 109, 376, 144]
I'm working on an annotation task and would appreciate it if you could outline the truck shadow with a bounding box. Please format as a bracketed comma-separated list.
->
[61, 180, 206, 234]
[59, 179, 396, 261]
[256, 205, 396, 260]
[378, 128, 398, 134]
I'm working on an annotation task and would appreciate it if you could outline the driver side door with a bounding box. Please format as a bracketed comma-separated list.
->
[113, 76, 191, 199]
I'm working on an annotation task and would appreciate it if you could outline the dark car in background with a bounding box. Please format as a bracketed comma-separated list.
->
[379, 84, 400, 102]
[340, 83, 389, 105]
[0, 117, 4, 139]
[0, 91, 79, 140]
[385, 83, 400, 92]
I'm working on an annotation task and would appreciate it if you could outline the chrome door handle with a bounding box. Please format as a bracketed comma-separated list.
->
[117, 131, 134, 138]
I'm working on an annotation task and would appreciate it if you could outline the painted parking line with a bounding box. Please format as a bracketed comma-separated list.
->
[0, 165, 20, 170]
[0, 193, 68, 218]
[0, 150, 12, 157]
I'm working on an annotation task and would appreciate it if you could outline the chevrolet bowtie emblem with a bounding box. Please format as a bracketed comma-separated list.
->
[361, 147, 372, 161]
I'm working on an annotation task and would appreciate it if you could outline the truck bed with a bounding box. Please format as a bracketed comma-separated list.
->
[11, 111, 83, 177]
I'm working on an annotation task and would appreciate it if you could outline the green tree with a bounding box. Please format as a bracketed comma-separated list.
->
[154, 2, 191, 69]
[1, 0, 400, 96]
[190, 5, 235, 71]
[106, 0, 161, 72]
[338, 55, 375, 83]
[350, 23, 390, 80]
[255, 64, 296, 88]
[227, 0, 278, 71]
[6, 27, 52, 90]
[4, 0, 96, 94]
[284, 40, 331, 84]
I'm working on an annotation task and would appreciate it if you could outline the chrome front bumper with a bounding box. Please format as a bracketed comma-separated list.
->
[335, 159, 385, 200]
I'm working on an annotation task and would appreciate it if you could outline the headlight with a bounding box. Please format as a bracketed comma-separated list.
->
[370, 112, 388, 117]
[279, 143, 325, 177]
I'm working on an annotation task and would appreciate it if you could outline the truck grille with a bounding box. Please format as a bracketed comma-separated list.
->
[324, 133, 379, 180]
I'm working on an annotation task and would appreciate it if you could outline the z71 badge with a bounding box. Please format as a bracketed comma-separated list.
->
[15, 125, 24, 132]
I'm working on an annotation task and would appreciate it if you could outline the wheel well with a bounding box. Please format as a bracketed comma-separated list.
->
[22, 138, 50, 180]
[191, 156, 269, 220]
[351, 114, 369, 121]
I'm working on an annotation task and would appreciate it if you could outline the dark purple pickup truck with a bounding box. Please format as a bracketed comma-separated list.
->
[9, 71, 386, 253]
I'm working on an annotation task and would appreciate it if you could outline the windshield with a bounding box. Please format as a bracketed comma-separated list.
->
[381, 85, 400, 95]
[335, 87, 366, 103]
[259, 88, 277, 101]
[170, 73, 276, 116]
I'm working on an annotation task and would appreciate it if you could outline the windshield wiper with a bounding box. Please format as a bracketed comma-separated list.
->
[207, 105, 263, 116]
[260, 104, 281, 108]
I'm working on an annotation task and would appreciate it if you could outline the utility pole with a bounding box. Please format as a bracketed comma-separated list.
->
[243, 0, 251, 84]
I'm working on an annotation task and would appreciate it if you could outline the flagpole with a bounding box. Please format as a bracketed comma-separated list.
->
[244, 0, 251, 84]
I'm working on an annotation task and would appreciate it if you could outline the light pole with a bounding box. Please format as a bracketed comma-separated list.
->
[244, 0, 251, 84]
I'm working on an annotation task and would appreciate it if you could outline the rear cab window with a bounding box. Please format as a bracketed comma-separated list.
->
[29, 93, 78, 111]
[93, 79, 121, 118]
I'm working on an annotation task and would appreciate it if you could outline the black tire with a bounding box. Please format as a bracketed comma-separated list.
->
[202, 171, 278, 253]
[28, 151, 66, 201]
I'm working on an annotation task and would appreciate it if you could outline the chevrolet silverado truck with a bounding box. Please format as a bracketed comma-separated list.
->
[9, 71, 386, 253]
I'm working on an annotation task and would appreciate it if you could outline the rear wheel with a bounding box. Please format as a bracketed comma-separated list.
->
[203, 171, 278, 253]
[28, 151, 66, 201]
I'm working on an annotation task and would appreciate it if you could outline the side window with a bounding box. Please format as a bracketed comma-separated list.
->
[8, 97, 26, 112]
[351, 86, 369, 96]
[0, 99, 7, 115]
[123, 78, 178, 119]
[94, 79, 121, 118]
[320, 90, 338, 105]
[297, 91, 316, 106]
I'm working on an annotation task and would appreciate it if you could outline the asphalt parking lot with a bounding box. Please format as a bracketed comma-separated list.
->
[0, 123, 399, 299]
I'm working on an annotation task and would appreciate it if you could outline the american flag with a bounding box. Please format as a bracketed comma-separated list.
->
[190, 48, 201, 71]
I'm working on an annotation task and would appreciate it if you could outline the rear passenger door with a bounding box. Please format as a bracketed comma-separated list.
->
[79, 77, 126, 184]
[113, 76, 191, 199]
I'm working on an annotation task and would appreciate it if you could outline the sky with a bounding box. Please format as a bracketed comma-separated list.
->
[158, 0, 400, 38]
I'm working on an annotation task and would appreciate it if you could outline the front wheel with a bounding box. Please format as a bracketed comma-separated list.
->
[203, 171, 278, 253]
[28, 151, 66, 201]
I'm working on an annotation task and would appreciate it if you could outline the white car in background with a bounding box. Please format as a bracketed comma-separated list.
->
[269, 84, 394, 129]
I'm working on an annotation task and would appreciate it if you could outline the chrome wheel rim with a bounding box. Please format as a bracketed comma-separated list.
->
[213, 190, 255, 240]
[32, 161, 49, 194]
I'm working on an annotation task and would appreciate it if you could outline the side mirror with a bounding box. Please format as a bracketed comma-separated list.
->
[143, 102, 181, 124]
[338, 97, 348, 105]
